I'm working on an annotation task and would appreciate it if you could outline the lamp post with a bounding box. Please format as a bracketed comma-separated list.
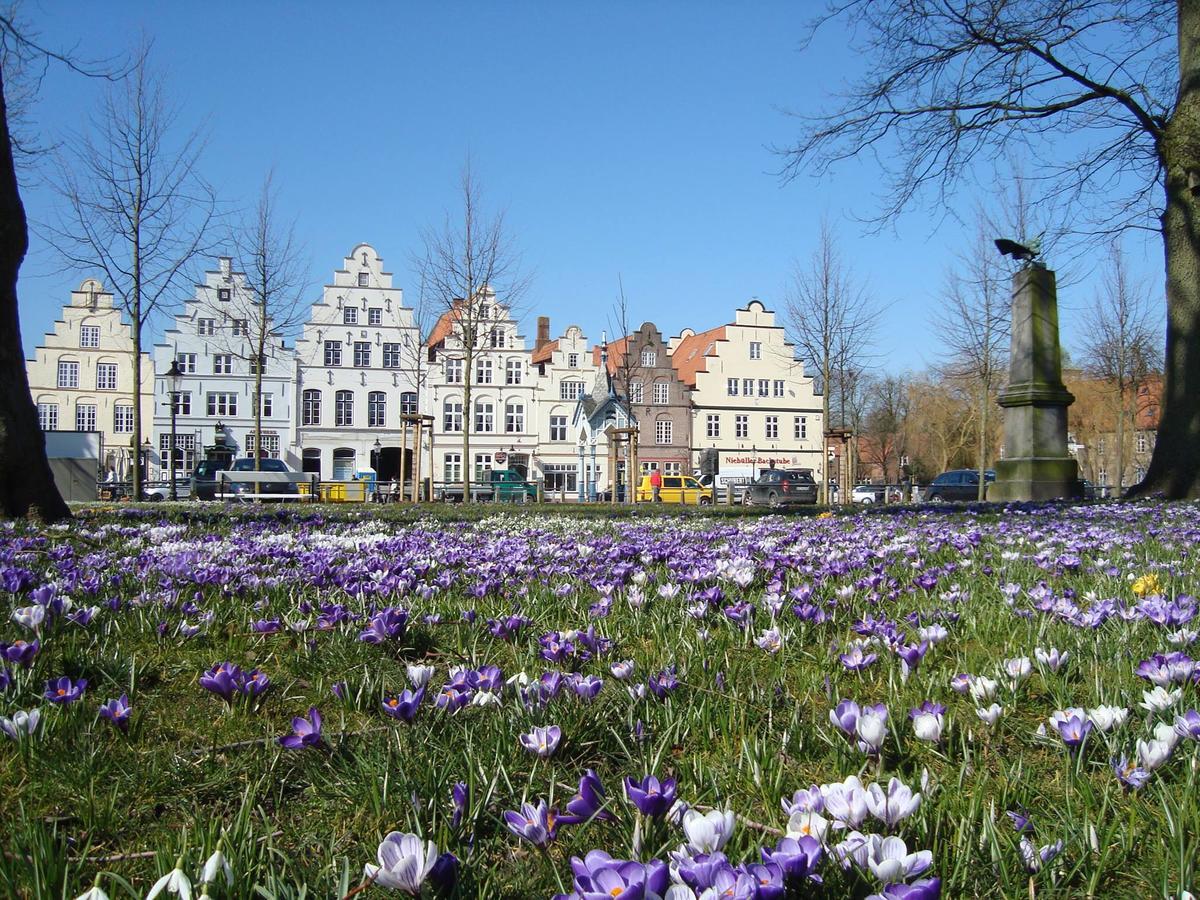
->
[166, 360, 182, 500]
[372, 438, 382, 501]
[141, 438, 152, 495]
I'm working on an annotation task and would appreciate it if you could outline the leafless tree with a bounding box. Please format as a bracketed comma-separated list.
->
[417, 160, 528, 501]
[784, 218, 882, 502]
[0, 11, 122, 520]
[606, 274, 644, 402]
[226, 172, 309, 472]
[1078, 241, 1163, 491]
[778, 1, 1198, 498]
[861, 373, 912, 483]
[937, 223, 1011, 499]
[48, 50, 215, 499]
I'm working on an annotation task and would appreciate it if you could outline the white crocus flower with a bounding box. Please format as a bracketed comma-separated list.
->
[406, 664, 436, 689]
[1140, 686, 1182, 714]
[785, 811, 829, 843]
[681, 808, 735, 854]
[363, 832, 439, 893]
[976, 704, 1003, 726]
[11, 605, 45, 631]
[969, 676, 998, 704]
[1087, 705, 1129, 732]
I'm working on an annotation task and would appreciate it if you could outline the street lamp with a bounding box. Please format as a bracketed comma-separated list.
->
[166, 360, 183, 500]
[141, 438, 152, 495]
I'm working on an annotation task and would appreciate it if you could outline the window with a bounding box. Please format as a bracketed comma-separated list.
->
[400, 392, 418, 416]
[794, 416, 807, 440]
[629, 381, 644, 403]
[544, 463, 577, 493]
[343, 307, 358, 325]
[249, 355, 266, 375]
[443, 453, 462, 483]
[560, 380, 583, 401]
[489, 326, 506, 348]
[758, 379, 770, 397]
[335, 390, 354, 426]
[57, 360, 79, 389]
[506, 359, 523, 385]
[368, 391, 386, 427]
[324, 341, 342, 367]
[160, 433, 198, 473]
[207, 393, 238, 417]
[79, 325, 100, 348]
[176, 352, 196, 374]
[302, 389, 321, 426]
[213, 354, 233, 375]
[749, 341, 762, 359]
[742, 378, 754, 396]
[245, 432, 280, 459]
[474, 453, 494, 480]
[727, 378, 738, 396]
[641, 349, 657, 367]
[706, 414, 720, 438]
[354, 342, 371, 367]
[505, 401, 524, 433]
[549, 414, 567, 441]
[568, 353, 579, 368]
[774, 380, 785, 398]
[1137, 433, 1148, 453]
[254, 392, 273, 418]
[1098, 468, 1108, 486]
[1098, 438, 1106, 454]
[445, 358, 463, 383]
[75, 403, 97, 431]
[476, 358, 493, 384]
[735, 415, 749, 439]
[232, 319, 248, 336]
[368, 308, 382, 326]
[383, 343, 401, 367]
[198, 318, 216, 336]
[765, 415, 779, 439]
[176, 392, 192, 416]
[656, 419, 673, 445]
[475, 399, 495, 433]
[653, 382, 669, 405]
[96, 363, 118, 391]
[443, 399, 463, 432]
[358, 272, 369, 287]
[38, 403, 58, 431]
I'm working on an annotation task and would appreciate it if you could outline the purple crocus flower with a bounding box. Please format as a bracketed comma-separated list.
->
[242, 669, 271, 698]
[434, 686, 471, 712]
[1112, 756, 1151, 791]
[830, 699, 861, 736]
[624, 774, 677, 818]
[98, 694, 132, 732]
[279, 707, 323, 750]
[1174, 709, 1200, 741]
[429, 851, 459, 893]
[569, 852, 669, 900]
[520, 724, 562, 758]
[572, 675, 604, 701]
[840, 645, 879, 672]
[1007, 809, 1034, 834]
[330, 681, 348, 701]
[1054, 713, 1092, 751]
[781, 786, 824, 816]
[558, 769, 616, 825]
[674, 852, 733, 892]
[451, 781, 468, 828]
[44, 676, 87, 704]
[647, 665, 679, 700]
[866, 878, 942, 900]
[1019, 837, 1063, 874]
[358, 607, 410, 644]
[503, 800, 557, 846]
[382, 687, 424, 723]
[761, 835, 824, 884]
[199, 663, 242, 703]
[0, 668, 11, 692]
[2, 639, 39, 668]
[741, 862, 787, 899]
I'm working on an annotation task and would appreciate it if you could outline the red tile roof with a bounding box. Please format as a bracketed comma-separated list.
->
[670, 324, 726, 388]
[531, 339, 558, 365]
[592, 336, 630, 375]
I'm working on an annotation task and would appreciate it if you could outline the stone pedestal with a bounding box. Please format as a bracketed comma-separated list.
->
[989, 265, 1081, 502]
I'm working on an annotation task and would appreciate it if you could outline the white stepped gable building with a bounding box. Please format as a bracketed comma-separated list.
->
[294, 244, 421, 481]
[151, 257, 298, 477]
[530, 317, 602, 496]
[425, 292, 537, 485]
[670, 299, 824, 489]
[27, 278, 154, 477]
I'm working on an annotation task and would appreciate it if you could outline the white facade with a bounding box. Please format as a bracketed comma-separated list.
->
[426, 294, 537, 486]
[26, 278, 154, 478]
[670, 299, 824, 489]
[151, 257, 298, 478]
[294, 244, 420, 481]
[532, 323, 601, 496]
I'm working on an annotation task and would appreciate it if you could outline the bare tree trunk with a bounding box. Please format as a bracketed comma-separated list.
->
[462, 357, 473, 502]
[978, 377, 988, 501]
[0, 67, 69, 521]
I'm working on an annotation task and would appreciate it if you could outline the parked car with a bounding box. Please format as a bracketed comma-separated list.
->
[635, 474, 714, 505]
[435, 468, 537, 502]
[696, 473, 748, 504]
[219, 457, 301, 500]
[191, 459, 231, 501]
[923, 469, 995, 503]
[743, 469, 818, 508]
[852, 483, 907, 504]
[143, 478, 193, 502]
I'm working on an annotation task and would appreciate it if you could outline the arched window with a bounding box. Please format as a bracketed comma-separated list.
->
[368, 391, 386, 428]
[332, 448, 356, 480]
[335, 390, 354, 426]
[443, 398, 462, 432]
[505, 400, 524, 433]
[475, 398, 494, 433]
[302, 389, 321, 426]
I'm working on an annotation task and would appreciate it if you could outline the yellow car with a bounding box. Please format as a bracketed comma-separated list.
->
[635, 474, 714, 505]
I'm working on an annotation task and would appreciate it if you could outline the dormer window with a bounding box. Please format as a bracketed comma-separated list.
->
[358, 272, 369, 287]
[568, 353, 579, 368]
[343, 307, 358, 325]
[217, 288, 231, 302]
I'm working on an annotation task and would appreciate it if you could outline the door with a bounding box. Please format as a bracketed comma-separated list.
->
[662, 476, 684, 502]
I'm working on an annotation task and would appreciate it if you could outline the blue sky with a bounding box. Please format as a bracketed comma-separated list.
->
[14, 1, 1164, 373]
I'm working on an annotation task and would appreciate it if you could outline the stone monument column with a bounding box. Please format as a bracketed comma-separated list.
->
[989, 264, 1081, 502]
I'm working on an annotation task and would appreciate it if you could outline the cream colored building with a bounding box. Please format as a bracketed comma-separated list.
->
[530, 318, 601, 496]
[670, 299, 824, 491]
[26, 278, 154, 478]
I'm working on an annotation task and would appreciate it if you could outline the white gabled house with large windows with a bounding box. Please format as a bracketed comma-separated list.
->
[293, 244, 421, 482]
[530, 317, 601, 497]
[151, 257, 297, 478]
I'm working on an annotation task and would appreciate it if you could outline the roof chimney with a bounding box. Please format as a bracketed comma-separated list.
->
[536, 315, 550, 351]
